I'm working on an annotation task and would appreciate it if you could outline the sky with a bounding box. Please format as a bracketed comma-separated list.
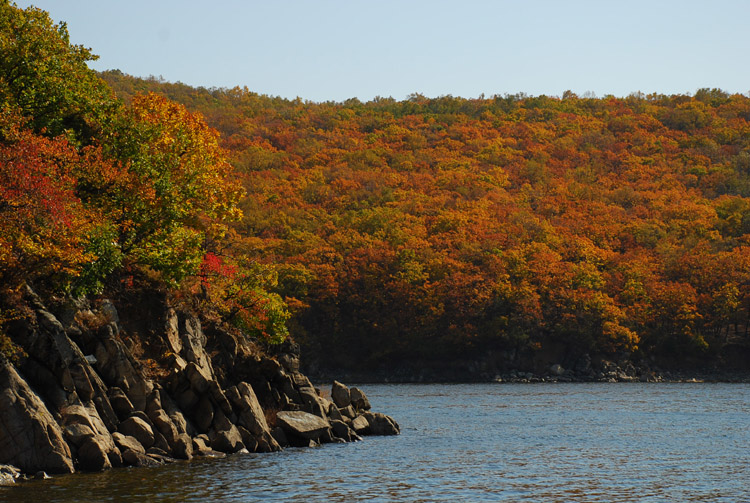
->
[15, 0, 750, 103]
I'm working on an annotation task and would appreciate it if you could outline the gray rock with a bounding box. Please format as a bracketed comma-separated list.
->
[330, 419, 352, 442]
[270, 426, 289, 448]
[108, 387, 135, 420]
[119, 416, 155, 449]
[350, 387, 371, 411]
[112, 433, 145, 455]
[193, 395, 214, 432]
[234, 382, 271, 436]
[276, 410, 331, 441]
[351, 415, 369, 434]
[0, 465, 20, 486]
[63, 423, 95, 447]
[209, 426, 245, 454]
[331, 381, 351, 408]
[550, 364, 565, 376]
[363, 412, 400, 435]
[0, 357, 74, 474]
[191, 435, 211, 454]
[77, 437, 112, 471]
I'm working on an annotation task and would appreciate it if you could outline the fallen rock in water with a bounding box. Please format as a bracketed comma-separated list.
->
[276, 410, 331, 441]
[0, 465, 21, 486]
[362, 412, 400, 436]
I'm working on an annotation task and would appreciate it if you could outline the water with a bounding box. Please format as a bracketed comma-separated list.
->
[3, 383, 749, 502]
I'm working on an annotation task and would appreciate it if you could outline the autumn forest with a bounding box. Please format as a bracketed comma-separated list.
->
[3, 2, 750, 378]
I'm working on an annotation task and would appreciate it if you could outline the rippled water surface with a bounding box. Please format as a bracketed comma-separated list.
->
[3, 383, 750, 502]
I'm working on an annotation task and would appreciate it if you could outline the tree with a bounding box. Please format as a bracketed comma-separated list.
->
[0, 1, 115, 143]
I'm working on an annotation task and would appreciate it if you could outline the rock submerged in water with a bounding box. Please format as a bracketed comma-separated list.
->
[0, 288, 399, 479]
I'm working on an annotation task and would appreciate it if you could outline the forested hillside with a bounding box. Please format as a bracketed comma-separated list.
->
[0, 2, 289, 360]
[101, 72, 750, 375]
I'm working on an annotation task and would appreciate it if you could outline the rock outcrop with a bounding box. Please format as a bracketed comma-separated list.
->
[0, 287, 399, 478]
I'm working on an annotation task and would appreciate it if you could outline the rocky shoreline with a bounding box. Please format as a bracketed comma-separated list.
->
[0, 287, 399, 486]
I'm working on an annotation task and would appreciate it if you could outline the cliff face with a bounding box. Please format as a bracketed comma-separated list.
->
[0, 286, 398, 481]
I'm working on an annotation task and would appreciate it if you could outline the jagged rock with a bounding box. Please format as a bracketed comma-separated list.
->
[276, 410, 331, 441]
[193, 395, 214, 432]
[109, 387, 135, 420]
[94, 330, 153, 411]
[278, 353, 300, 373]
[351, 415, 369, 434]
[350, 387, 371, 411]
[339, 405, 356, 419]
[236, 425, 259, 452]
[145, 388, 162, 416]
[299, 387, 327, 418]
[0, 358, 74, 474]
[179, 314, 212, 375]
[177, 387, 199, 412]
[209, 409, 245, 453]
[63, 423, 95, 447]
[270, 426, 289, 448]
[185, 362, 211, 394]
[331, 381, 351, 408]
[149, 408, 180, 447]
[330, 419, 353, 442]
[119, 416, 155, 449]
[165, 308, 183, 355]
[191, 435, 211, 454]
[77, 437, 112, 471]
[172, 434, 193, 460]
[112, 433, 145, 455]
[233, 382, 271, 437]
[363, 412, 400, 435]
[209, 427, 244, 453]
[0, 465, 21, 486]
[146, 447, 169, 457]
[152, 430, 172, 455]
[328, 404, 344, 422]
[121, 449, 160, 467]
[207, 381, 233, 417]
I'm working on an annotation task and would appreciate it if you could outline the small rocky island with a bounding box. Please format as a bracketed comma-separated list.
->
[0, 286, 398, 485]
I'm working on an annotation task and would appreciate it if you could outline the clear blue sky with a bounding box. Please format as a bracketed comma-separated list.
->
[16, 0, 750, 102]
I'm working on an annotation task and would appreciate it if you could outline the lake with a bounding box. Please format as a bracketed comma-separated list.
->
[3, 383, 749, 502]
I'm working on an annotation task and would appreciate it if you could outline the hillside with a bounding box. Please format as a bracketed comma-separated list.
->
[100, 73, 750, 378]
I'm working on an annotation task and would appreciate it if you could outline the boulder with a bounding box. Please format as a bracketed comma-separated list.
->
[119, 416, 155, 449]
[270, 426, 289, 448]
[331, 381, 351, 408]
[350, 387, 371, 411]
[363, 412, 400, 435]
[108, 387, 135, 420]
[209, 426, 244, 454]
[112, 433, 145, 455]
[62, 423, 95, 447]
[77, 437, 112, 471]
[351, 415, 369, 434]
[193, 395, 214, 433]
[191, 435, 211, 454]
[276, 410, 330, 441]
[0, 465, 20, 486]
[330, 419, 353, 442]
[233, 382, 271, 437]
[171, 434, 193, 460]
[0, 357, 74, 474]
[299, 387, 328, 418]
